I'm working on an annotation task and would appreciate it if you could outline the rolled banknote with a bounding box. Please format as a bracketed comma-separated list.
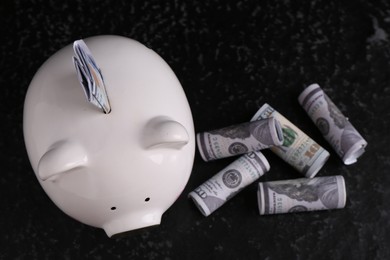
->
[251, 104, 330, 178]
[189, 151, 270, 216]
[197, 117, 284, 161]
[298, 83, 368, 165]
[257, 175, 346, 215]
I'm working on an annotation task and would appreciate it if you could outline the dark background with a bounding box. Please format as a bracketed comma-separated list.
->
[1, 0, 390, 259]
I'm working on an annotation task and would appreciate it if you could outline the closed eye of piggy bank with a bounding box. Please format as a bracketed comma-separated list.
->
[23, 35, 195, 237]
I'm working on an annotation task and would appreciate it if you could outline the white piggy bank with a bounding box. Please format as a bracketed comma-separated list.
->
[23, 35, 195, 237]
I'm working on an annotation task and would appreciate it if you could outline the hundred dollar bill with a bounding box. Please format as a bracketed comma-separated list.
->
[73, 39, 111, 114]
[257, 175, 346, 215]
[189, 151, 270, 216]
[251, 104, 330, 178]
[298, 83, 367, 165]
[197, 117, 284, 161]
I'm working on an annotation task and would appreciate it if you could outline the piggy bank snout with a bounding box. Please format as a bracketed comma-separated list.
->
[142, 116, 189, 149]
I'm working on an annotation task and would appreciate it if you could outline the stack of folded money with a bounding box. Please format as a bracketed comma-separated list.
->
[189, 83, 367, 217]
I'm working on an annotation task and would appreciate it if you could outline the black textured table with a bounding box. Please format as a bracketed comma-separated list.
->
[1, 1, 390, 259]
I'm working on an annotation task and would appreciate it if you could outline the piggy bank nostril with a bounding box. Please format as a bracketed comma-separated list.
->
[110, 207, 116, 210]
[145, 197, 150, 202]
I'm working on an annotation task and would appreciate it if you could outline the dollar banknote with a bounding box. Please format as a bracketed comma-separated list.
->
[298, 83, 367, 165]
[197, 117, 284, 161]
[189, 151, 270, 216]
[257, 176, 346, 215]
[73, 39, 111, 114]
[251, 104, 330, 178]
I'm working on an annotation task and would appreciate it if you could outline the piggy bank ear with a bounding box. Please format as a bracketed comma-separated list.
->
[143, 116, 189, 149]
[37, 141, 88, 181]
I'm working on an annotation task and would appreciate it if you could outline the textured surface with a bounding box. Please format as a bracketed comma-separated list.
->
[1, 0, 390, 259]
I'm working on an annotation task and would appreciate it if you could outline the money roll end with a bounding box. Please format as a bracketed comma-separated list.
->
[342, 140, 367, 165]
[269, 117, 284, 146]
[196, 132, 212, 162]
[305, 150, 330, 178]
[298, 83, 321, 108]
[257, 183, 266, 215]
[250, 103, 272, 121]
[253, 151, 271, 173]
[188, 191, 211, 217]
[336, 175, 347, 208]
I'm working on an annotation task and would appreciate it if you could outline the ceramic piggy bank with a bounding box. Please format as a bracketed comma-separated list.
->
[23, 35, 195, 237]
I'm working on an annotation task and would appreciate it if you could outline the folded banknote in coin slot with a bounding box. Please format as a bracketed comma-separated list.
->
[73, 39, 111, 114]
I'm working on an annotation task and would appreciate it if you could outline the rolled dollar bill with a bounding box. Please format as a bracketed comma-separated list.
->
[251, 104, 330, 178]
[257, 175, 346, 215]
[298, 83, 368, 165]
[197, 118, 284, 161]
[189, 151, 270, 216]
